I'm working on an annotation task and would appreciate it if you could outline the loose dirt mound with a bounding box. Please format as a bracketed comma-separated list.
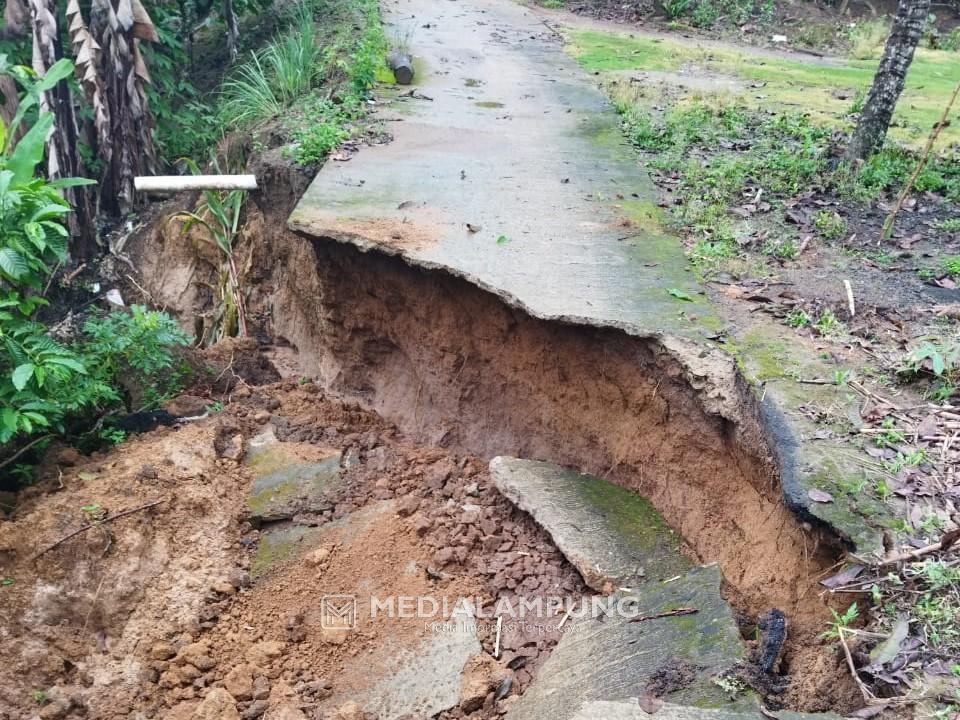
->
[0, 376, 585, 720]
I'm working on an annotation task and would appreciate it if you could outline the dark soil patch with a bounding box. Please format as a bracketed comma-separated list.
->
[645, 658, 703, 696]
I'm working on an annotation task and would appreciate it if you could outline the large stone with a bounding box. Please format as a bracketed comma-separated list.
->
[177, 643, 216, 671]
[459, 653, 509, 713]
[264, 706, 306, 720]
[245, 641, 285, 668]
[489, 456, 689, 589]
[223, 664, 254, 700]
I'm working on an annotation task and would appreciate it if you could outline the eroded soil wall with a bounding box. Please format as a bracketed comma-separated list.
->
[265, 235, 837, 624]
[130, 197, 857, 707]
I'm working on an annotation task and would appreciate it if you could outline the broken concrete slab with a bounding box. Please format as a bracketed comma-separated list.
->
[353, 609, 481, 719]
[569, 702, 843, 720]
[505, 564, 749, 720]
[250, 524, 314, 578]
[245, 426, 342, 523]
[288, 0, 886, 559]
[250, 500, 397, 578]
[490, 457, 753, 720]
[489, 456, 690, 589]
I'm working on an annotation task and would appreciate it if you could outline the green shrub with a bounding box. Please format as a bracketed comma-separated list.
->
[0, 61, 106, 445]
[934, 219, 960, 233]
[0, 63, 190, 455]
[942, 27, 960, 52]
[942, 255, 960, 278]
[347, 0, 388, 95]
[292, 122, 350, 165]
[620, 108, 671, 150]
[82, 306, 191, 411]
[283, 93, 363, 165]
[690, 0, 721, 28]
[662, 0, 694, 20]
[813, 210, 846, 240]
[900, 338, 960, 397]
[847, 17, 888, 59]
[847, 147, 960, 201]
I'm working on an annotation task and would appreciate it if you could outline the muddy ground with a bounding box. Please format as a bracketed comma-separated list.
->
[0, 368, 593, 719]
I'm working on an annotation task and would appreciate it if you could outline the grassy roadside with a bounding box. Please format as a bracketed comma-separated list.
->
[161, 0, 392, 170]
[569, 29, 960, 149]
[565, 22, 960, 712]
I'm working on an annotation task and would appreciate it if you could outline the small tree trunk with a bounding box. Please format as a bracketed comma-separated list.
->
[27, 0, 97, 258]
[845, 0, 930, 161]
[224, 0, 239, 61]
[2, 0, 28, 145]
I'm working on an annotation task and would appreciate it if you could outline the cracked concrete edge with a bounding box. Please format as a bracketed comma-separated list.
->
[570, 700, 844, 720]
[288, 225, 883, 556]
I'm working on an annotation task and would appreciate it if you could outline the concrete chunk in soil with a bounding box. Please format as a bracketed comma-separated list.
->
[351, 605, 481, 719]
[489, 457, 748, 719]
[245, 426, 342, 522]
[489, 456, 690, 589]
[506, 565, 749, 720]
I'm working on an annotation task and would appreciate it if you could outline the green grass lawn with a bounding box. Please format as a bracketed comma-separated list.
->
[567, 29, 960, 149]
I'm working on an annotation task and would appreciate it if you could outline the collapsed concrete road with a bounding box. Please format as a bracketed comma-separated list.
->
[115, 0, 883, 713]
[280, 0, 878, 713]
[287, 0, 877, 555]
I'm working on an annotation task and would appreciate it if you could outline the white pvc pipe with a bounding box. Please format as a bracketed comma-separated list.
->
[134, 175, 258, 192]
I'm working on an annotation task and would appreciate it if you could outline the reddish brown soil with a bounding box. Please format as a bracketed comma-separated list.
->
[0, 375, 584, 720]
[120, 174, 862, 712]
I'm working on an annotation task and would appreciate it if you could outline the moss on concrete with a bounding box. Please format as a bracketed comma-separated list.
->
[251, 526, 314, 578]
[619, 198, 667, 234]
[574, 471, 692, 580]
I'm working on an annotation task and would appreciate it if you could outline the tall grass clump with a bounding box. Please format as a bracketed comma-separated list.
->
[220, 1, 321, 127]
[347, 0, 388, 95]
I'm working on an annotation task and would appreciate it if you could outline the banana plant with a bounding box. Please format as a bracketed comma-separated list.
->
[169, 160, 249, 345]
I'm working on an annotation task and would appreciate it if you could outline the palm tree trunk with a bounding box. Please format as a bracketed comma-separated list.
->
[845, 0, 931, 162]
[26, 0, 97, 258]
[87, 0, 158, 216]
[224, 0, 239, 61]
[2, 0, 28, 148]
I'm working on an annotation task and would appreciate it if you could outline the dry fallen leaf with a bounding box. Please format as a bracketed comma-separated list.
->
[820, 564, 864, 589]
[808, 489, 834, 503]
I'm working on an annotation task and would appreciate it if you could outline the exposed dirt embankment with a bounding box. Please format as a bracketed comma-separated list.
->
[128, 180, 859, 710]
[294, 240, 836, 607]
